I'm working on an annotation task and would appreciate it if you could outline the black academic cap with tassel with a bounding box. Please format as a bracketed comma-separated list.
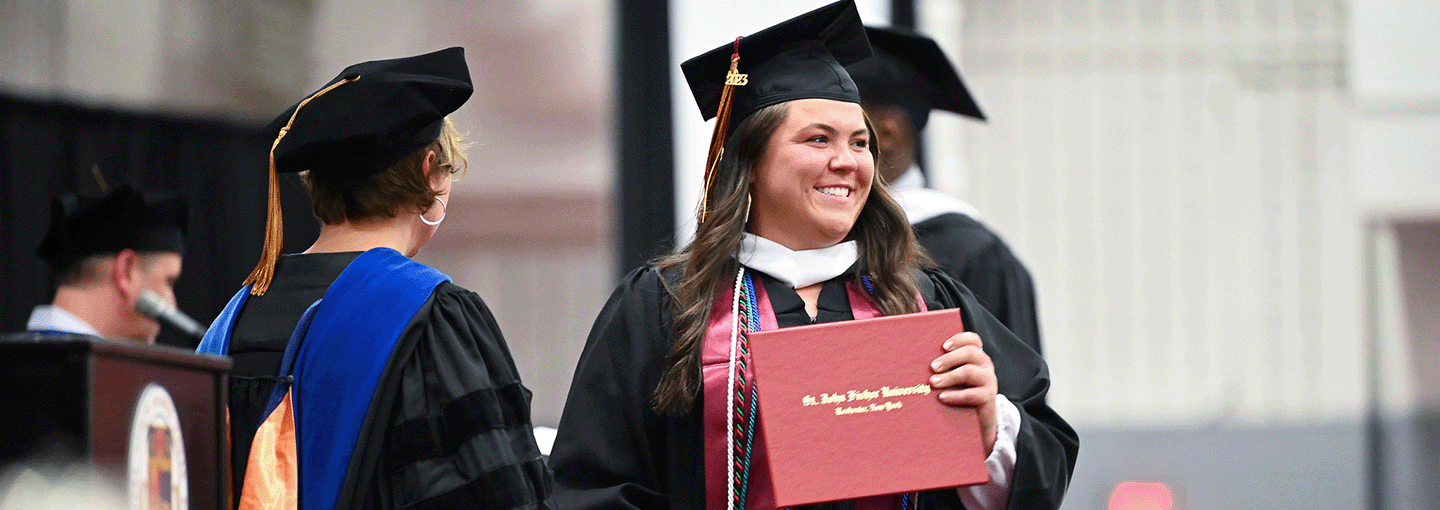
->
[245, 47, 472, 295]
[36, 184, 188, 270]
[846, 25, 985, 134]
[679, 0, 871, 223]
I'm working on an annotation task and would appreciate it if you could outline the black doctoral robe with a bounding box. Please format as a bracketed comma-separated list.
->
[912, 213, 1042, 356]
[225, 252, 552, 510]
[550, 266, 1077, 510]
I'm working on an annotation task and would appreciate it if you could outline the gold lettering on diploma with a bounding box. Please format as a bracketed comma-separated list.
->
[800, 383, 932, 415]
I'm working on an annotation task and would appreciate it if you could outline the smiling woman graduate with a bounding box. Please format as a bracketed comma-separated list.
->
[548, 2, 1077, 510]
[197, 47, 552, 510]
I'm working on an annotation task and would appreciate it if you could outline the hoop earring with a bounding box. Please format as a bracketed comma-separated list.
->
[421, 196, 446, 226]
[742, 193, 751, 224]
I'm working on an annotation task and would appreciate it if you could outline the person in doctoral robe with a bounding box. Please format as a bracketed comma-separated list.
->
[196, 47, 552, 510]
[846, 26, 1043, 355]
[549, 2, 1077, 510]
[5, 184, 186, 344]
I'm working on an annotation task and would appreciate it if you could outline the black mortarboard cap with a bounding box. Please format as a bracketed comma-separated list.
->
[846, 26, 984, 133]
[680, 0, 872, 137]
[265, 46, 473, 182]
[36, 184, 188, 270]
[245, 47, 471, 296]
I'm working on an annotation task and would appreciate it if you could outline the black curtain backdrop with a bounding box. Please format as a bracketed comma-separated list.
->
[1, 93, 320, 348]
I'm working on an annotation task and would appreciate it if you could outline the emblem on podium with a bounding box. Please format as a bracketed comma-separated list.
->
[127, 383, 188, 510]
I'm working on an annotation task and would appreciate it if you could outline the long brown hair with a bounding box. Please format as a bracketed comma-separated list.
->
[652, 101, 931, 414]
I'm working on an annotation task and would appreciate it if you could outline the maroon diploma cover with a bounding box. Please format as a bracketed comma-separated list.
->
[748, 308, 990, 507]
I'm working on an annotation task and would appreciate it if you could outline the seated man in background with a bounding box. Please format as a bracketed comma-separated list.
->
[848, 26, 1043, 355]
[9, 184, 186, 344]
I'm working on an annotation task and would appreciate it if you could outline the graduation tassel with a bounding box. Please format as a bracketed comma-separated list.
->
[90, 164, 109, 192]
[243, 75, 361, 296]
[700, 37, 747, 224]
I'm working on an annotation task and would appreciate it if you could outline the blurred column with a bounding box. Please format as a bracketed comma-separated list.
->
[1350, 1, 1440, 506]
[890, 0, 914, 28]
[615, 0, 675, 277]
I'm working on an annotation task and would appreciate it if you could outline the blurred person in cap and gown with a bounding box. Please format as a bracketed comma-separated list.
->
[846, 27, 1042, 356]
[4, 184, 186, 344]
[196, 47, 552, 510]
[549, 2, 1077, 510]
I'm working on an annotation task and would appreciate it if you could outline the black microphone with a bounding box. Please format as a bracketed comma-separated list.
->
[135, 290, 209, 339]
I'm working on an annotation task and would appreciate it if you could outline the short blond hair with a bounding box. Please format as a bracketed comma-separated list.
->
[302, 117, 470, 224]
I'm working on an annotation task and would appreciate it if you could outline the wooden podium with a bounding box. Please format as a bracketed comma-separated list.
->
[0, 336, 230, 509]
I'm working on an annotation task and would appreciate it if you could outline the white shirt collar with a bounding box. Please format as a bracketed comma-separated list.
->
[26, 304, 102, 337]
[736, 233, 858, 289]
[888, 165, 982, 224]
[889, 165, 927, 190]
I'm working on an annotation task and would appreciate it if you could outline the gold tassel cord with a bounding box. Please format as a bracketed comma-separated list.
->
[699, 37, 746, 224]
[91, 164, 108, 192]
[242, 75, 360, 296]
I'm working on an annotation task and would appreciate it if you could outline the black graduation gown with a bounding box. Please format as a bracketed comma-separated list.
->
[550, 266, 1077, 510]
[225, 252, 553, 510]
[912, 213, 1043, 356]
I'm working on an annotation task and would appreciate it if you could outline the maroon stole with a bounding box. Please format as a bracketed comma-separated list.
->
[701, 271, 926, 510]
